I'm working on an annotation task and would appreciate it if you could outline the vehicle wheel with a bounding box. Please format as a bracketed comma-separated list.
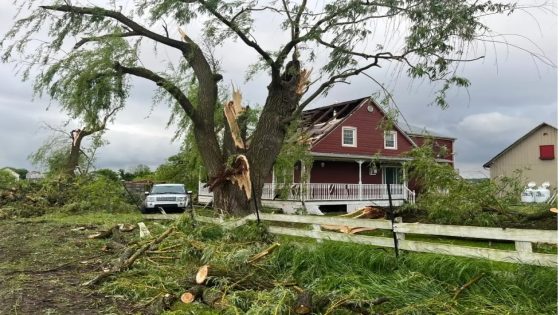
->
[140, 206, 151, 214]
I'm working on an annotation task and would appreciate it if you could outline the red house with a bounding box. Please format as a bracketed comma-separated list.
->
[260, 97, 455, 213]
[199, 97, 455, 214]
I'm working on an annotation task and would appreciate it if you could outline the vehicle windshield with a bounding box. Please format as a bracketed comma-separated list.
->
[150, 185, 185, 194]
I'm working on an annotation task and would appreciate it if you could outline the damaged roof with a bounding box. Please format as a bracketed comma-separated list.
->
[300, 97, 368, 144]
[300, 97, 452, 145]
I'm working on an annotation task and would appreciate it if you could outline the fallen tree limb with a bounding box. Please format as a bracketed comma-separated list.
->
[453, 273, 485, 300]
[247, 242, 280, 264]
[82, 227, 175, 287]
[87, 225, 119, 239]
[294, 290, 389, 314]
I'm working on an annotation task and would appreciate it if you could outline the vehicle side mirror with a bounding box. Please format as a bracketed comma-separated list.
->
[144, 191, 150, 195]
[187, 190, 192, 194]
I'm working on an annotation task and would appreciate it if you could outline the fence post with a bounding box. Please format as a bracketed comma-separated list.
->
[394, 217, 405, 241]
[387, 182, 399, 258]
[312, 224, 323, 243]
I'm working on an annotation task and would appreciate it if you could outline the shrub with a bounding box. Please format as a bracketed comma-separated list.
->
[405, 144, 525, 226]
[60, 176, 136, 213]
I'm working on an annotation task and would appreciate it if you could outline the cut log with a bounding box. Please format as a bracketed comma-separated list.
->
[294, 291, 313, 314]
[247, 243, 280, 264]
[181, 285, 205, 304]
[196, 264, 210, 284]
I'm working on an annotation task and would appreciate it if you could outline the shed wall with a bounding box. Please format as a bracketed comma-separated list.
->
[489, 125, 557, 189]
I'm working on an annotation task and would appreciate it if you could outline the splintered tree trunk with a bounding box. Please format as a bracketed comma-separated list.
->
[198, 73, 299, 216]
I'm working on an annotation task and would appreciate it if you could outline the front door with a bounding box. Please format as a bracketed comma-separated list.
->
[383, 167, 402, 184]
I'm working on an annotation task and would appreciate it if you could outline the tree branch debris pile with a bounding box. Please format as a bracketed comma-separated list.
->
[80, 215, 395, 314]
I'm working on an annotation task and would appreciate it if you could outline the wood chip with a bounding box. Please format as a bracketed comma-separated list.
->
[138, 222, 151, 238]
[196, 265, 209, 284]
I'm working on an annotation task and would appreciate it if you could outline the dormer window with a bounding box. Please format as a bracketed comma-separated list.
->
[342, 127, 357, 147]
[384, 131, 397, 149]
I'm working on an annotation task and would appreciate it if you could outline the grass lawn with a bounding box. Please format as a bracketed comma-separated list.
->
[0, 211, 557, 314]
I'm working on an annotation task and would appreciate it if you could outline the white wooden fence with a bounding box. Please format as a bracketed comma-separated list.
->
[192, 213, 557, 267]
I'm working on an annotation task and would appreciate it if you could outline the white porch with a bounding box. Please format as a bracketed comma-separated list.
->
[198, 182, 415, 212]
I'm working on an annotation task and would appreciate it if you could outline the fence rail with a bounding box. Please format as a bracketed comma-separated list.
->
[192, 213, 557, 267]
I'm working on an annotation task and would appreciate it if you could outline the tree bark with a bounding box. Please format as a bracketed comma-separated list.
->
[207, 60, 301, 215]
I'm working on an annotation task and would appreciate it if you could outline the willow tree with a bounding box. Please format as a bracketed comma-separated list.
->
[2, 0, 530, 215]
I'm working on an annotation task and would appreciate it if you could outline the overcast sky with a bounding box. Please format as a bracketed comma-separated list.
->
[0, 1, 557, 178]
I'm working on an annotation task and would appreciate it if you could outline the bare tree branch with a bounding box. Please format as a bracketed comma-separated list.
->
[40, 5, 189, 53]
[113, 62, 197, 121]
[194, 0, 279, 77]
[298, 60, 383, 113]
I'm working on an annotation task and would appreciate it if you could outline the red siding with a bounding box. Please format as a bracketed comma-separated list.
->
[311, 100, 415, 156]
[409, 135, 454, 163]
[310, 160, 382, 184]
[310, 161, 358, 183]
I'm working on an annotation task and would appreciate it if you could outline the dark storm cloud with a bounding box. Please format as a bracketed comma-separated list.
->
[0, 1, 556, 178]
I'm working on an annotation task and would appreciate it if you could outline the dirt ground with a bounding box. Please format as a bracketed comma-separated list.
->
[0, 219, 135, 314]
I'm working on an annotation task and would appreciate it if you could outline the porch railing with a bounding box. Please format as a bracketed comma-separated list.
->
[263, 183, 414, 203]
[199, 182, 415, 204]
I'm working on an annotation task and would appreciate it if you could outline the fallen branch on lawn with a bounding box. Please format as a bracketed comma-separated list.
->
[81, 227, 175, 287]
[294, 291, 389, 314]
[453, 273, 485, 300]
[247, 242, 280, 264]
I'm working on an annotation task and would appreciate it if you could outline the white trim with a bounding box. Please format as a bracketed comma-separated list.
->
[341, 126, 357, 147]
[384, 131, 397, 150]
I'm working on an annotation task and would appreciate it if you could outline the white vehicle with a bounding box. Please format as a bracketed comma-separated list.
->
[142, 183, 190, 213]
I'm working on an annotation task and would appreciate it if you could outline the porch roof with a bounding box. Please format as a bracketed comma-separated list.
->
[310, 152, 453, 164]
[310, 152, 412, 162]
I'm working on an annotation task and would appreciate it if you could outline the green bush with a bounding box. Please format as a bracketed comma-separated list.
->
[0, 169, 18, 190]
[405, 144, 526, 226]
[60, 176, 136, 213]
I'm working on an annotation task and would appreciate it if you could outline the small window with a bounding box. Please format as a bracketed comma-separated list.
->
[384, 131, 397, 149]
[540, 145, 555, 160]
[342, 127, 357, 147]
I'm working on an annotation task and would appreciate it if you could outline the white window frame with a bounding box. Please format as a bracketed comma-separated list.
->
[341, 127, 357, 147]
[384, 131, 397, 150]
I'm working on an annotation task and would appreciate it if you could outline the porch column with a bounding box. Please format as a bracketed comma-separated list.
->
[357, 160, 364, 200]
[401, 162, 408, 200]
[300, 160, 305, 201]
[271, 167, 276, 199]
